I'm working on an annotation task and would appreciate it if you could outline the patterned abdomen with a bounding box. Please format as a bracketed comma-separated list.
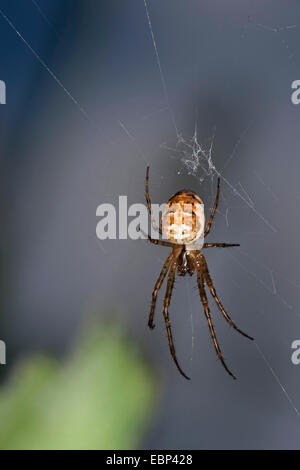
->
[161, 190, 205, 244]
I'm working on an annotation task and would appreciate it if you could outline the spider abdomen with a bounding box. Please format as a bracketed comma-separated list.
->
[161, 190, 205, 244]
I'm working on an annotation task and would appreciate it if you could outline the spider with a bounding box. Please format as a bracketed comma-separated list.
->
[144, 166, 253, 380]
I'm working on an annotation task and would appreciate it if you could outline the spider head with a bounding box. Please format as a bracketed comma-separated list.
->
[161, 190, 205, 245]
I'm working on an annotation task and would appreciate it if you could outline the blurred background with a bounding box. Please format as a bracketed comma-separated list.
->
[0, 0, 300, 449]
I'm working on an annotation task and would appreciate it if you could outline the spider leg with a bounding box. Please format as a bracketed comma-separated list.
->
[203, 243, 240, 248]
[196, 257, 236, 380]
[149, 253, 173, 329]
[200, 254, 254, 341]
[204, 176, 220, 238]
[139, 227, 175, 248]
[145, 166, 163, 235]
[163, 261, 190, 380]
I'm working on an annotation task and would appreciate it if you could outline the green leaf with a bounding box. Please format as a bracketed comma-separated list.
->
[0, 322, 157, 450]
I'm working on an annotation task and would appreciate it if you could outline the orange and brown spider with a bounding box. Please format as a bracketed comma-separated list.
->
[144, 167, 253, 380]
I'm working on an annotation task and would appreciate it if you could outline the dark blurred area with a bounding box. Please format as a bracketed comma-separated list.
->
[0, 0, 300, 449]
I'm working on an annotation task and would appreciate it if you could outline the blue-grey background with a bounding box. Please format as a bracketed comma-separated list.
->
[0, 0, 300, 449]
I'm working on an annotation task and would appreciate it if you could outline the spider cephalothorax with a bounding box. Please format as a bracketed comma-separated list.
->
[144, 167, 253, 380]
[176, 249, 194, 276]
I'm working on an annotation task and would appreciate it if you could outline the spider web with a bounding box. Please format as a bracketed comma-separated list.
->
[142, 0, 300, 419]
[3, 0, 300, 437]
